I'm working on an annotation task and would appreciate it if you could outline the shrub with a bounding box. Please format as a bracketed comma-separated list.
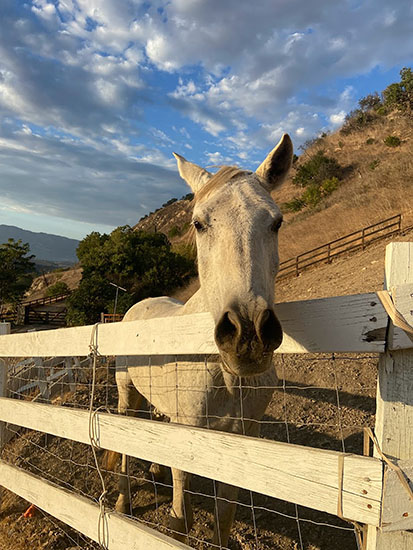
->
[302, 184, 322, 207]
[321, 177, 339, 195]
[283, 177, 339, 212]
[45, 281, 70, 297]
[340, 109, 377, 135]
[369, 160, 380, 171]
[162, 198, 178, 208]
[382, 67, 413, 113]
[358, 92, 382, 112]
[283, 197, 306, 212]
[366, 138, 375, 145]
[181, 193, 194, 201]
[384, 135, 401, 147]
[293, 151, 343, 188]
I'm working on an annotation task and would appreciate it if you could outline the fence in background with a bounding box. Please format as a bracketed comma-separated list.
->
[278, 213, 402, 278]
[100, 313, 124, 323]
[0, 243, 412, 550]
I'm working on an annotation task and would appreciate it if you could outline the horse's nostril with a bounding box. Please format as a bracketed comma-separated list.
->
[256, 308, 283, 350]
[215, 311, 240, 351]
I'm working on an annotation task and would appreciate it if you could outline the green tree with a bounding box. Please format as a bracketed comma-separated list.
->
[0, 239, 35, 309]
[67, 226, 196, 325]
[383, 67, 413, 113]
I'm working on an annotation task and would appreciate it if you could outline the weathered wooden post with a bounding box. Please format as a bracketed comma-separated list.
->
[366, 242, 413, 549]
[0, 322, 11, 507]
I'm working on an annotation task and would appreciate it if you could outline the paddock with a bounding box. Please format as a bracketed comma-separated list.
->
[0, 242, 412, 550]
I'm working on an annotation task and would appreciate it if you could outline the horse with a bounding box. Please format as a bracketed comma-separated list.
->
[112, 134, 293, 547]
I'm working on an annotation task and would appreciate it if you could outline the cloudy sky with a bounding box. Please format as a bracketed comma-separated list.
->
[1, 0, 413, 239]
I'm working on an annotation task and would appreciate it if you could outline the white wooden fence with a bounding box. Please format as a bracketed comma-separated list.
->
[0, 242, 412, 550]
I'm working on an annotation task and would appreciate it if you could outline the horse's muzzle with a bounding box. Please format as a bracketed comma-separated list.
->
[214, 307, 283, 377]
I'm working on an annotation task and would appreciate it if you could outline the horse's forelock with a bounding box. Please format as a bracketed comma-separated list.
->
[194, 166, 251, 204]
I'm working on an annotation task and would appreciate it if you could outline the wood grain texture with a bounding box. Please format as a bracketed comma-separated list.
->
[0, 293, 395, 358]
[381, 460, 413, 532]
[366, 242, 413, 549]
[0, 322, 10, 507]
[0, 460, 192, 550]
[0, 397, 383, 525]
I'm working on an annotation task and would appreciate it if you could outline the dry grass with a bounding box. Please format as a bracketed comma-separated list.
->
[274, 113, 413, 260]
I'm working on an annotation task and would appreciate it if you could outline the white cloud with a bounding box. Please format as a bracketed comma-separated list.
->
[1, 0, 413, 234]
[330, 111, 346, 126]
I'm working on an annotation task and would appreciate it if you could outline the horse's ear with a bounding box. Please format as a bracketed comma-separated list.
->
[256, 134, 293, 190]
[173, 152, 212, 193]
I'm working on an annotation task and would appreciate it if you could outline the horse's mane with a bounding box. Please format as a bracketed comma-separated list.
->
[194, 166, 251, 204]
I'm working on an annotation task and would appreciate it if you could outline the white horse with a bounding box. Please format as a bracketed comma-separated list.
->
[112, 134, 293, 547]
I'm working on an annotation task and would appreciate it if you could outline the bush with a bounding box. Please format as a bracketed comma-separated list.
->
[181, 193, 194, 201]
[321, 177, 339, 195]
[369, 160, 380, 171]
[45, 281, 70, 297]
[358, 93, 382, 112]
[293, 151, 343, 188]
[283, 197, 306, 212]
[162, 198, 178, 208]
[302, 184, 322, 207]
[366, 138, 375, 145]
[384, 135, 401, 147]
[283, 177, 339, 212]
[382, 68, 413, 113]
[340, 109, 377, 135]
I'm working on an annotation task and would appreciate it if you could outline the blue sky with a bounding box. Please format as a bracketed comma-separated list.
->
[0, 0, 412, 240]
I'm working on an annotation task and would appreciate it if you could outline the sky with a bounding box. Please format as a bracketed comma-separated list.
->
[0, 1, 413, 240]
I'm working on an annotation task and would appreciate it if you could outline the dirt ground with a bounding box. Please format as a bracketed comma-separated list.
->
[1, 230, 412, 550]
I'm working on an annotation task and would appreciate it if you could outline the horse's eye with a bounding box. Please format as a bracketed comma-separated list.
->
[193, 220, 204, 232]
[271, 218, 283, 232]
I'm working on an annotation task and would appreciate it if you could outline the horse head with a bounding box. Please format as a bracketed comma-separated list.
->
[174, 134, 293, 377]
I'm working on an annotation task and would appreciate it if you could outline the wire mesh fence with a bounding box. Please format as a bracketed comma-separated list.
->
[0, 351, 378, 550]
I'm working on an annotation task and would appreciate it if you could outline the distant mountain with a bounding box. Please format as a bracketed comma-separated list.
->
[0, 225, 79, 264]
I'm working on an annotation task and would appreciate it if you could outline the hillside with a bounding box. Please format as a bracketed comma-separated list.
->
[133, 112, 413, 264]
[0, 225, 79, 265]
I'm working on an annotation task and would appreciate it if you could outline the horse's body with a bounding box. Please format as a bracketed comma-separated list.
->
[113, 134, 293, 546]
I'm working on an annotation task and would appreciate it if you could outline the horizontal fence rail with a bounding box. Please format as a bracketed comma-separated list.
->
[0, 397, 384, 525]
[1, 291, 411, 357]
[278, 214, 402, 278]
[22, 292, 71, 307]
[0, 460, 191, 550]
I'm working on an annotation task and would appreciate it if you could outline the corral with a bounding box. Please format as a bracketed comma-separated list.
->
[0, 242, 412, 550]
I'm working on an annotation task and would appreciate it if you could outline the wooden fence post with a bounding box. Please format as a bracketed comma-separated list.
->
[0, 323, 11, 508]
[366, 242, 413, 550]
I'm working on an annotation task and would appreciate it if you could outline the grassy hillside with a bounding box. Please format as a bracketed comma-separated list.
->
[275, 112, 412, 259]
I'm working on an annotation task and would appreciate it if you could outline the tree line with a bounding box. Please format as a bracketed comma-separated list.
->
[0, 227, 195, 326]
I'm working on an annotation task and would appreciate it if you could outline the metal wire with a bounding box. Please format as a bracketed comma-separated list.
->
[0, 350, 377, 549]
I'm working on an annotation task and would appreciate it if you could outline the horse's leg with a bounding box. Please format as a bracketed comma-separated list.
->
[115, 371, 143, 515]
[212, 420, 261, 547]
[212, 482, 239, 548]
[169, 468, 193, 543]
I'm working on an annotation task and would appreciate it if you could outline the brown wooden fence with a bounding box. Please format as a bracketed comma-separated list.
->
[100, 313, 124, 323]
[278, 213, 402, 279]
